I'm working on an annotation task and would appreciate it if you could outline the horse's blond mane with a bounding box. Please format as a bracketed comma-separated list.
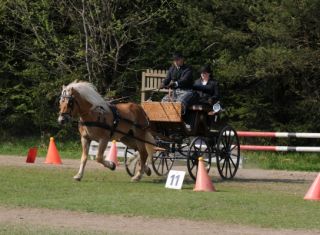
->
[65, 81, 108, 110]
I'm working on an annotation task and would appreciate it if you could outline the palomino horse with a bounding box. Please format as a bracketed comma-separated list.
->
[58, 81, 155, 181]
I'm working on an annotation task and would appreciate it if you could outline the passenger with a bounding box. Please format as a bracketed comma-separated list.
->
[160, 52, 195, 114]
[193, 64, 219, 106]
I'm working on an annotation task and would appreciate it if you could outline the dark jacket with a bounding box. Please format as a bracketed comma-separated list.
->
[193, 78, 219, 104]
[162, 64, 193, 89]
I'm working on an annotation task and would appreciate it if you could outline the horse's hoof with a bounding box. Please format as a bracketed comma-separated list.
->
[145, 166, 152, 176]
[131, 176, 141, 182]
[73, 176, 82, 181]
[109, 162, 116, 171]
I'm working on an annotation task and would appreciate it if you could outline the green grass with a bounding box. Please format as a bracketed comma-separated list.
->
[0, 165, 319, 230]
[244, 152, 320, 171]
[0, 136, 81, 159]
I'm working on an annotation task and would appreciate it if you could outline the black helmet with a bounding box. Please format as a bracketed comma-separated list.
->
[172, 52, 184, 60]
[199, 64, 212, 74]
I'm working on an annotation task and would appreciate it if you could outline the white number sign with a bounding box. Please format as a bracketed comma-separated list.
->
[165, 170, 186, 190]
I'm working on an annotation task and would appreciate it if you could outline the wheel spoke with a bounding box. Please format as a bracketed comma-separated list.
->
[156, 159, 161, 172]
[228, 159, 233, 177]
[218, 154, 224, 162]
[230, 144, 238, 151]
[165, 159, 169, 170]
[221, 158, 226, 172]
[229, 156, 237, 168]
[190, 159, 197, 170]
[161, 158, 165, 174]
[225, 158, 228, 177]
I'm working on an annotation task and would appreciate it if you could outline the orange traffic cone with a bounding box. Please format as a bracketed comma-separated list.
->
[45, 137, 62, 164]
[106, 140, 119, 166]
[194, 157, 215, 192]
[304, 173, 320, 201]
[26, 147, 37, 163]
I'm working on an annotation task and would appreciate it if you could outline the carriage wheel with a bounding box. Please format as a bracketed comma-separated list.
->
[187, 137, 212, 181]
[124, 147, 139, 177]
[152, 151, 175, 176]
[216, 125, 240, 179]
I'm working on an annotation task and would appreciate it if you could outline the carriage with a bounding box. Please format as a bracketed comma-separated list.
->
[58, 78, 240, 182]
[124, 100, 241, 181]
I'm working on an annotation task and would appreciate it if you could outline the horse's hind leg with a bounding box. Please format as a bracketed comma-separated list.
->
[96, 139, 116, 170]
[131, 144, 148, 182]
[74, 136, 89, 181]
[131, 132, 155, 182]
[143, 132, 155, 177]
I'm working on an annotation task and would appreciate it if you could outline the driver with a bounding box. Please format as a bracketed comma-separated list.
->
[160, 52, 195, 114]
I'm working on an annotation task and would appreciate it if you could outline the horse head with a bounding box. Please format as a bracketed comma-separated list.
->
[58, 85, 79, 125]
[58, 81, 108, 125]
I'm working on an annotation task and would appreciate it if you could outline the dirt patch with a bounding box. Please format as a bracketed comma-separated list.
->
[0, 155, 318, 182]
[0, 206, 319, 235]
[0, 155, 319, 235]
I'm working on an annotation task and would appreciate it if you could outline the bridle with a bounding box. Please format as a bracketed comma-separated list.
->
[59, 90, 76, 118]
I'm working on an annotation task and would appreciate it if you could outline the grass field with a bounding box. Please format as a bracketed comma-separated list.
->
[0, 136, 81, 159]
[0, 136, 319, 171]
[0, 164, 319, 230]
[244, 151, 320, 171]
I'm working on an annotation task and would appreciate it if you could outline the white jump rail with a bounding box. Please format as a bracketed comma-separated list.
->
[240, 145, 320, 152]
[237, 131, 320, 152]
[237, 131, 320, 138]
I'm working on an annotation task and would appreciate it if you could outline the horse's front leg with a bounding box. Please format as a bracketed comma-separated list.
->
[74, 136, 90, 181]
[96, 139, 116, 170]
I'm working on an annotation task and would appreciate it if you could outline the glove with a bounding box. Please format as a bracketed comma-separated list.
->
[168, 81, 177, 89]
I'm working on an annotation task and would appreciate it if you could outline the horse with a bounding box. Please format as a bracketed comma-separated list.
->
[57, 81, 155, 182]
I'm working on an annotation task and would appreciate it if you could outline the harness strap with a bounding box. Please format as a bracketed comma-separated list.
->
[109, 104, 120, 138]
[79, 121, 156, 147]
[79, 121, 112, 131]
[79, 104, 153, 145]
[110, 104, 148, 130]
